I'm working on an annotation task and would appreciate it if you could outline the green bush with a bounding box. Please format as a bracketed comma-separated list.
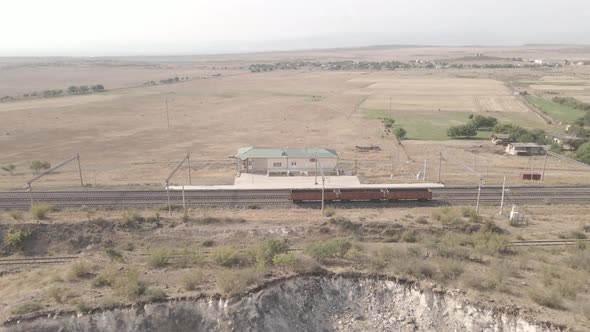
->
[304, 239, 352, 261]
[415, 216, 428, 224]
[4, 228, 32, 248]
[92, 265, 120, 288]
[181, 270, 205, 291]
[10, 302, 43, 316]
[272, 253, 299, 269]
[255, 239, 289, 267]
[113, 269, 146, 300]
[437, 259, 464, 280]
[104, 248, 124, 262]
[217, 269, 261, 296]
[147, 249, 170, 268]
[461, 207, 482, 223]
[400, 229, 417, 243]
[529, 287, 564, 309]
[328, 217, 358, 231]
[66, 261, 93, 280]
[47, 286, 75, 303]
[323, 207, 336, 217]
[31, 204, 54, 219]
[475, 232, 510, 255]
[211, 246, 239, 267]
[429, 233, 473, 260]
[431, 207, 462, 225]
[144, 288, 167, 301]
[121, 211, 144, 227]
[174, 248, 203, 268]
[9, 210, 23, 220]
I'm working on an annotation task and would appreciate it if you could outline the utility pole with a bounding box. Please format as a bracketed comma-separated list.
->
[475, 181, 482, 214]
[437, 152, 442, 183]
[390, 143, 394, 178]
[354, 151, 358, 175]
[165, 99, 170, 129]
[499, 176, 506, 215]
[389, 95, 392, 119]
[423, 150, 427, 181]
[541, 153, 548, 182]
[476, 178, 484, 214]
[187, 154, 192, 185]
[28, 183, 33, 211]
[315, 152, 318, 185]
[76, 153, 84, 187]
[166, 180, 171, 216]
[182, 185, 186, 213]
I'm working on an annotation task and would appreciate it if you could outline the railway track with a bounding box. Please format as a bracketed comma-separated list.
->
[2, 238, 586, 269]
[0, 256, 78, 266]
[510, 239, 590, 247]
[1, 186, 590, 209]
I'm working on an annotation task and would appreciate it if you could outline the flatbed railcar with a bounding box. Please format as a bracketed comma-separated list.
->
[289, 187, 432, 202]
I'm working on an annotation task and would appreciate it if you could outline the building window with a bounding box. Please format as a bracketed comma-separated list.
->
[291, 161, 297, 166]
[273, 162, 282, 167]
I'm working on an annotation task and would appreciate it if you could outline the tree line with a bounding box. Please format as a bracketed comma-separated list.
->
[447, 115, 547, 144]
[1, 161, 52, 176]
[1, 84, 105, 102]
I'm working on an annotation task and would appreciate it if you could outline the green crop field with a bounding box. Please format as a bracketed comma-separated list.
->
[525, 96, 586, 123]
[365, 108, 548, 141]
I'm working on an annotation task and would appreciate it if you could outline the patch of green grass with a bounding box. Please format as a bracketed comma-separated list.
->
[526, 96, 585, 123]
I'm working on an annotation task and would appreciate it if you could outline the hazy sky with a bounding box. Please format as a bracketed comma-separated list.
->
[2, 0, 589, 56]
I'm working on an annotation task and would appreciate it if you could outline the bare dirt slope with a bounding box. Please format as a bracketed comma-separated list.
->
[5, 274, 564, 332]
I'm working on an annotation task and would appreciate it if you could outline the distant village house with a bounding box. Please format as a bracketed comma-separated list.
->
[505, 143, 546, 156]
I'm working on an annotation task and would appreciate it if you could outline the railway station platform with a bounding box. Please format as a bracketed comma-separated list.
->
[168, 174, 444, 190]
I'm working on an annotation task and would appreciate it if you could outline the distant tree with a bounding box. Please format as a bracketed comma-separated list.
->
[575, 141, 590, 165]
[469, 115, 498, 129]
[575, 112, 590, 127]
[394, 127, 407, 140]
[30, 161, 51, 174]
[67, 86, 80, 94]
[447, 124, 478, 138]
[1, 164, 16, 176]
[79, 85, 89, 93]
[382, 118, 395, 128]
[91, 84, 105, 92]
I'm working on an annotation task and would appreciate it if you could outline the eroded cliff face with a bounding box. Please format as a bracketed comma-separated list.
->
[3, 274, 564, 332]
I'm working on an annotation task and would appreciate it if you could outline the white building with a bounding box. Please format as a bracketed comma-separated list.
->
[505, 143, 546, 156]
[236, 147, 339, 175]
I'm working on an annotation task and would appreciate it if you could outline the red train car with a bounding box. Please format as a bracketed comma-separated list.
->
[290, 187, 433, 202]
[290, 189, 338, 202]
[386, 189, 432, 201]
[339, 189, 385, 201]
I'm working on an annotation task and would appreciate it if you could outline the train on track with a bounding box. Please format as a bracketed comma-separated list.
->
[289, 186, 433, 202]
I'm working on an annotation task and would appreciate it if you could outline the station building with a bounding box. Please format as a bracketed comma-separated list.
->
[236, 146, 339, 176]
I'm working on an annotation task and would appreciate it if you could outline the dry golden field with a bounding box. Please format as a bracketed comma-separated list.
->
[1, 45, 590, 190]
